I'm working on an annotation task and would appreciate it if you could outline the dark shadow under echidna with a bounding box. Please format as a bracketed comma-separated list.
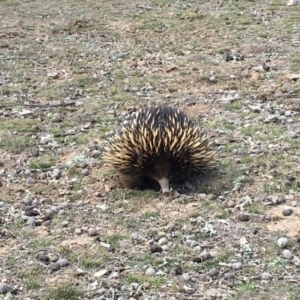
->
[103, 105, 216, 193]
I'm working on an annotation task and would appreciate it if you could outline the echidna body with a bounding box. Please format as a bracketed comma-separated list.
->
[103, 105, 216, 193]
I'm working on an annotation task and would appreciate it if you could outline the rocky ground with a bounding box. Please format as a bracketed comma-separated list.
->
[0, 0, 300, 299]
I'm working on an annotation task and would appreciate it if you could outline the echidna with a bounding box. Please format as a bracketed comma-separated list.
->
[103, 105, 216, 193]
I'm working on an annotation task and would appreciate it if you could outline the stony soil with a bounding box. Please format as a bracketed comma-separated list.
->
[0, 0, 300, 299]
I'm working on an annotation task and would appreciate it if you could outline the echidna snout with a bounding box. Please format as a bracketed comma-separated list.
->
[157, 177, 170, 193]
[103, 105, 216, 192]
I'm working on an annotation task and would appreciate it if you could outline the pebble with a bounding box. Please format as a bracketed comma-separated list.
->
[277, 237, 288, 248]
[36, 251, 50, 263]
[200, 249, 211, 260]
[282, 249, 293, 259]
[92, 150, 101, 158]
[261, 272, 273, 280]
[224, 272, 234, 280]
[120, 285, 127, 292]
[26, 217, 35, 226]
[289, 131, 298, 138]
[48, 253, 59, 262]
[181, 273, 190, 281]
[282, 206, 293, 216]
[23, 195, 33, 205]
[58, 202, 72, 209]
[232, 262, 242, 270]
[81, 168, 89, 176]
[238, 214, 250, 222]
[76, 200, 85, 207]
[57, 258, 69, 267]
[145, 267, 156, 276]
[75, 228, 82, 235]
[131, 283, 139, 290]
[40, 134, 53, 144]
[290, 201, 298, 207]
[26, 177, 35, 186]
[131, 232, 143, 242]
[62, 221, 69, 227]
[226, 200, 235, 208]
[52, 168, 61, 179]
[158, 237, 168, 245]
[185, 239, 199, 248]
[0, 283, 10, 294]
[88, 228, 98, 236]
[49, 263, 61, 272]
[150, 243, 163, 253]
[75, 268, 85, 276]
[206, 268, 219, 278]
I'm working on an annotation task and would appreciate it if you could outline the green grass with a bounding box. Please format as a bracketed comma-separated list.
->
[126, 272, 165, 288]
[76, 248, 109, 268]
[0, 134, 37, 154]
[29, 155, 56, 169]
[43, 284, 82, 300]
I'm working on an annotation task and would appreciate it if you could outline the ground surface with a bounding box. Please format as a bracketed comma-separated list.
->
[0, 0, 300, 299]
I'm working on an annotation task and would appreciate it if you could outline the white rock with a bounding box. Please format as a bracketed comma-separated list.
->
[277, 237, 288, 248]
[287, 0, 298, 5]
[282, 249, 293, 259]
[145, 267, 156, 276]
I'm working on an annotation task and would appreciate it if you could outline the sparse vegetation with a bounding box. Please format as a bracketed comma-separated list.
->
[0, 0, 299, 299]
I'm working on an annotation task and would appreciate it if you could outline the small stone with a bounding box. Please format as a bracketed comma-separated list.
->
[52, 113, 63, 122]
[49, 263, 61, 272]
[0, 283, 9, 294]
[287, 0, 299, 6]
[238, 214, 250, 222]
[224, 272, 234, 280]
[26, 177, 35, 186]
[145, 267, 156, 276]
[23, 195, 33, 205]
[75, 228, 82, 235]
[150, 243, 163, 253]
[94, 269, 109, 277]
[261, 272, 273, 280]
[185, 239, 199, 248]
[40, 134, 53, 144]
[62, 221, 69, 227]
[81, 168, 89, 176]
[277, 237, 288, 248]
[181, 273, 190, 281]
[289, 131, 298, 138]
[131, 282, 139, 290]
[158, 237, 168, 245]
[92, 150, 101, 158]
[48, 253, 59, 262]
[58, 202, 72, 209]
[76, 200, 85, 207]
[290, 201, 297, 207]
[282, 206, 293, 216]
[282, 249, 293, 259]
[26, 217, 35, 226]
[88, 228, 98, 236]
[36, 251, 50, 263]
[226, 200, 235, 208]
[75, 268, 85, 276]
[206, 268, 219, 278]
[57, 258, 69, 267]
[120, 285, 127, 292]
[199, 249, 211, 260]
[232, 262, 242, 270]
[192, 257, 202, 263]
[52, 168, 61, 179]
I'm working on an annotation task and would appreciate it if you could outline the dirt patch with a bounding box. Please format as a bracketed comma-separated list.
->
[266, 205, 300, 237]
